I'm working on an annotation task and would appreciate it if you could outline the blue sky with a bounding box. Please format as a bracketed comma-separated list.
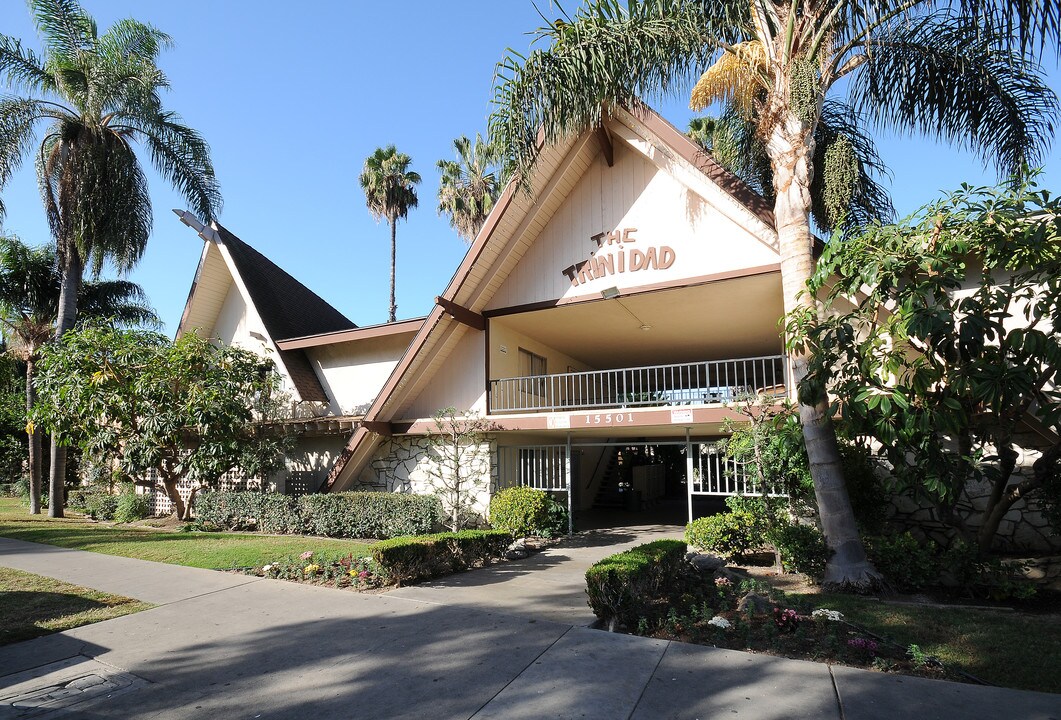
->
[0, 1, 1058, 333]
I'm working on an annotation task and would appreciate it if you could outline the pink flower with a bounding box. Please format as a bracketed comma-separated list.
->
[298, 551, 313, 561]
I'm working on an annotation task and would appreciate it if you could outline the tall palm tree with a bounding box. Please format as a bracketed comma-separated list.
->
[0, 234, 159, 514]
[437, 134, 503, 242]
[359, 145, 420, 323]
[0, 0, 221, 517]
[490, 0, 1058, 589]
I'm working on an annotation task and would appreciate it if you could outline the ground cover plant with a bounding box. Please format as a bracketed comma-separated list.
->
[0, 497, 372, 569]
[588, 540, 1061, 694]
[0, 566, 151, 645]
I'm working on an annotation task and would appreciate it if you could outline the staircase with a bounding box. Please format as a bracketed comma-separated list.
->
[592, 449, 625, 509]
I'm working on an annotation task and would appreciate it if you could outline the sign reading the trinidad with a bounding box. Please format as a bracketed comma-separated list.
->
[561, 227, 676, 287]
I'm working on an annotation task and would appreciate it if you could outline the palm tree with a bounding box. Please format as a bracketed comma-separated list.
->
[359, 146, 420, 323]
[0, 0, 221, 517]
[0, 234, 159, 514]
[437, 134, 503, 242]
[490, 1, 1058, 589]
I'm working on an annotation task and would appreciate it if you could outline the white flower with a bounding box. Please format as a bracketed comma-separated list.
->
[262, 564, 274, 573]
[707, 616, 732, 629]
[812, 609, 844, 621]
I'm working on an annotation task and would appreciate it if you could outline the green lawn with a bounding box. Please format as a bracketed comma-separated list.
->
[0, 497, 374, 569]
[0, 566, 151, 645]
[810, 591, 1061, 694]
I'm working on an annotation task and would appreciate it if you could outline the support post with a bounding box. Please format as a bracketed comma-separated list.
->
[686, 428, 694, 526]
[566, 433, 574, 536]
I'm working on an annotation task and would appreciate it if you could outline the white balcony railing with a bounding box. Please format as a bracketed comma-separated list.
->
[488, 355, 788, 414]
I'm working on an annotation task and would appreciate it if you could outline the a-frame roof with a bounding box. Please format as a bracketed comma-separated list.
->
[325, 103, 783, 491]
[213, 224, 357, 341]
[176, 215, 355, 403]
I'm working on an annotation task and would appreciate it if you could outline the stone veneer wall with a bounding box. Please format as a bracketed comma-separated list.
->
[887, 466, 1059, 555]
[355, 436, 498, 521]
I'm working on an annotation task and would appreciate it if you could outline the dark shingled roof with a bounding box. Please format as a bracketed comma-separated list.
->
[215, 223, 356, 341]
[214, 223, 352, 403]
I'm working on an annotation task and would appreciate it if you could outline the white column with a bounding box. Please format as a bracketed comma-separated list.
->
[565, 433, 574, 536]
[686, 427, 694, 525]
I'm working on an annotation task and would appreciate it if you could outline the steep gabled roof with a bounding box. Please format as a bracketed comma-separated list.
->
[324, 103, 784, 491]
[175, 214, 354, 404]
[214, 224, 356, 341]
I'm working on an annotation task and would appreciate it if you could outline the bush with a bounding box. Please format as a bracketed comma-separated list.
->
[685, 506, 766, 559]
[942, 539, 1038, 600]
[113, 486, 150, 523]
[372, 529, 513, 585]
[585, 539, 689, 631]
[85, 493, 119, 521]
[489, 486, 568, 537]
[864, 532, 941, 591]
[194, 490, 439, 539]
[299, 492, 441, 539]
[768, 522, 830, 580]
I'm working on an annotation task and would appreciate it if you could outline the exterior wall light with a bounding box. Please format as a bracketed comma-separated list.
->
[600, 286, 620, 299]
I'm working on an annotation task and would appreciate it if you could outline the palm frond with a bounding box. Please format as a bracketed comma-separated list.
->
[113, 110, 221, 221]
[0, 35, 56, 93]
[850, 12, 1058, 178]
[78, 278, 160, 328]
[437, 133, 502, 242]
[0, 98, 57, 220]
[491, 0, 750, 182]
[811, 100, 894, 233]
[687, 108, 773, 201]
[30, 0, 96, 64]
[359, 145, 420, 224]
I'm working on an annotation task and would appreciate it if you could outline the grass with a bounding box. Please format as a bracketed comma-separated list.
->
[810, 591, 1061, 694]
[0, 497, 374, 569]
[0, 566, 151, 645]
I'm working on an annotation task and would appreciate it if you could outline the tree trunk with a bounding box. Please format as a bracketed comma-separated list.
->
[26, 356, 41, 515]
[977, 442, 1059, 553]
[389, 218, 397, 323]
[48, 245, 84, 518]
[162, 476, 189, 521]
[767, 111, 880, 590]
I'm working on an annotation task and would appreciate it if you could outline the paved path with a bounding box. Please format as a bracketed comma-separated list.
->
[1, 536, 1059, 719]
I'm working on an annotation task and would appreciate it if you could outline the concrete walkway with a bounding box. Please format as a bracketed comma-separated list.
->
[1, 536, 1059, 719]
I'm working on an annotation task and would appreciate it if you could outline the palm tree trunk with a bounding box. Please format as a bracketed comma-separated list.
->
[26, 355, 41, 515]
[767, 112, 880, 590]
[47, 245, 84, 518]
[389, 218, 397, 323]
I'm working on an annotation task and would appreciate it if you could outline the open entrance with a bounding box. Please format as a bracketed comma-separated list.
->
[498, 436, 770, 532]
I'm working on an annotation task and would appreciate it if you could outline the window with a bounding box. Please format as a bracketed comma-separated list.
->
[518, 348, 547, 377]
[518, 348, 547, 397]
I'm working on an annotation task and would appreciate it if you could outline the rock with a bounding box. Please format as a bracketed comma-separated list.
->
[507, 538, 529, 553]
[689, 553, 725, 572]
[504, 549, 528, 560]
[737, 592, 773, 615]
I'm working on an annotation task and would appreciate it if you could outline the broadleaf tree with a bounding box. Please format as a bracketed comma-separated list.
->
[0, 234, 159, 514]
[0, 0, 221, 516]
[793, 179, 1061, 555]
[33, 326, 291, 520]
[490, 0, 1058, 589]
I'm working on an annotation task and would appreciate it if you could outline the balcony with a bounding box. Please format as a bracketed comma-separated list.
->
[488, 355, 789, 415]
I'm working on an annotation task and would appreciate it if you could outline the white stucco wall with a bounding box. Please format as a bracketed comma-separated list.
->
[308, 333, 411, 415]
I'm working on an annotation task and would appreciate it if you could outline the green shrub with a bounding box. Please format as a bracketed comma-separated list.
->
[66, 487, 94, 512]
[768, 522, 830, 580]
[943, 539, 1038, 600]
[299, 492, 441, 539]
[113, 486, 150, 523]
[864, 532, 940, 591]
[372, 529, 512, 585]
[685, 507, 765, 559]
[85, 493, 119, 521]
[489, 486, 568, 537]
[585, 539, 689, 631]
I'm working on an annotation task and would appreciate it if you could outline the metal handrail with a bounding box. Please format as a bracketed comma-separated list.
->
[488, 355, 788, 414]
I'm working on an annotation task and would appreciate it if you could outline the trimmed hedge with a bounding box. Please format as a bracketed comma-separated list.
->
[585, 539, 688, 631]
[372, 530, 513, 585]
[194, 490, 442, 540]
[299, 492, 441, 539]
[488, 486, 568, 537]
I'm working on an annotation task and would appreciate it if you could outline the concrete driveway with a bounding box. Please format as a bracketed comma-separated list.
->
[1, 536, 1058, 719]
